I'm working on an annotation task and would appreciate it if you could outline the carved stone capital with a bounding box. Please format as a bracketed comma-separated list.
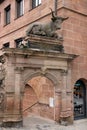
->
[61, 70, 68, 76]
[15, 67, 24, 73]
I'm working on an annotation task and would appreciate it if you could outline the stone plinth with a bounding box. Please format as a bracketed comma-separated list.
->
[23, 34, 64, 52]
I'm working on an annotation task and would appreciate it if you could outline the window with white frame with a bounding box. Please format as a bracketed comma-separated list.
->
[32, 0, 41, 9]
[16, 0, 24, 18]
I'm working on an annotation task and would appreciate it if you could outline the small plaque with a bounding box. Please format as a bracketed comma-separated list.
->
[49, 97, 54, 107]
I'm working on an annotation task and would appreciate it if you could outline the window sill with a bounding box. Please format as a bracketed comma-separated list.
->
[3, 22, 10, 27]
[14, 14, 24, 20]
[29, 4, 41, 11]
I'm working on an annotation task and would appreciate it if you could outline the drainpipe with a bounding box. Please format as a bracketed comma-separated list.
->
[54, 0, 58, 15]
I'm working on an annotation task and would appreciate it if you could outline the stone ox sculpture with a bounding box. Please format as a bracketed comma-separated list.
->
[26, 9, 69, 39]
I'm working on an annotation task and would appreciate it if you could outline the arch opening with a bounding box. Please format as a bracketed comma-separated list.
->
[74, 80, 86, 120]
[22, 76, 55, 120]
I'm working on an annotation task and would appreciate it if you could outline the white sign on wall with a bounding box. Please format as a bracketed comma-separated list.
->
[49, 97, 54, 107]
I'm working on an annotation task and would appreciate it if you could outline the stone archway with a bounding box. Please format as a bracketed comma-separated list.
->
[74, 79, 87, 119]
[22, 75, 55, 120]
[0, 35, 76, 126]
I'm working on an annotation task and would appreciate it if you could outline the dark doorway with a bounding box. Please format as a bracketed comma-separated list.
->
[74, 80, 86, 119]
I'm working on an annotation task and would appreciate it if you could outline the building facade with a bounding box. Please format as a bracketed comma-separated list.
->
[0, 0, 87, 126]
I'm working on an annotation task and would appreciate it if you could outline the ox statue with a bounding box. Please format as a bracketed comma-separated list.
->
[26, 8, 69, 39]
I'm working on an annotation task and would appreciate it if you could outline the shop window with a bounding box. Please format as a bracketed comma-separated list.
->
[74, 80, 86, 119]
[32, 0, 41, 9]
[16, 0, 24, 18]
[4, 5, 11, 25]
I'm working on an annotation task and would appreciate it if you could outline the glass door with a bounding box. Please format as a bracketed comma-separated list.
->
[74, 80, 86, 119]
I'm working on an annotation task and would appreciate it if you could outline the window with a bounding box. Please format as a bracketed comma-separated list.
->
[0, 0, 5, 4]
[3, 42, 9, 48]
[32, 0, 41, 9]
[16, 0, 24, 18]
[15, 38, 23, 48]
[4, 5, 10, 25]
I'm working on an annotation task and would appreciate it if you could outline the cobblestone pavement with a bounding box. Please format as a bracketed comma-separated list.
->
[1, 116, 87, 130]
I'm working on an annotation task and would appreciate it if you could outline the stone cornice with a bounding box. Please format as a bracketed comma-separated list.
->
[1, 35, 78, 61]
[2, 48, 78, 61]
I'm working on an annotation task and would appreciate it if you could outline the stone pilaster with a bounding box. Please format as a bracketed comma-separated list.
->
[11, 67, 24, 126]
[60, 70, 68, 116]
[14, 67, 23, 113]
[60, 69, 73, 125]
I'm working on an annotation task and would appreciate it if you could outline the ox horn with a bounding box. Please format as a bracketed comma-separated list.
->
[49, 8, 56, 18]
[62, 17, 69, 21]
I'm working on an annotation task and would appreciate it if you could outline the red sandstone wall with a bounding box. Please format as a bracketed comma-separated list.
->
[61, 0, 87, 86]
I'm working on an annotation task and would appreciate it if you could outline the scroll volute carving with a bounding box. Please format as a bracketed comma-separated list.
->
[0, 92, 5, 110]
[0, 55, 6, 64]
[0, 64, 6, 110]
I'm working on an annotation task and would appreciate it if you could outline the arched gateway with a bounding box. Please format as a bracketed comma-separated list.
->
[0, 35, 76, 127]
